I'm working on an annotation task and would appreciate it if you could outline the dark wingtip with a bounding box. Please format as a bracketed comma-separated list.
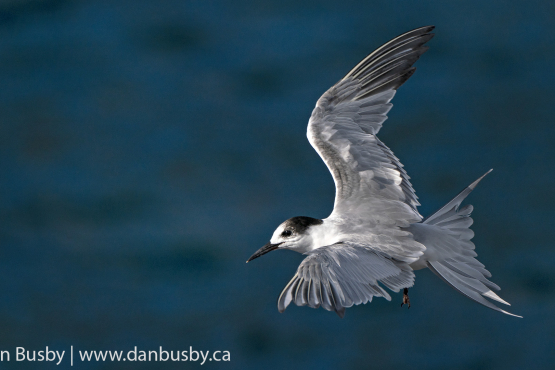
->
[413, 25, 435, 34]
[398, 25, 435, 37]
[335, 307, 346, 318]
[403, 25, 435, 38]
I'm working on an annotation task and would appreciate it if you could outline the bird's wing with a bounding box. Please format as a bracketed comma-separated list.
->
[277, 242, 415, 317]
[308, 26, 434, 228]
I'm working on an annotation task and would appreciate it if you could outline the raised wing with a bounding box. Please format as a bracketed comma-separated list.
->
[308, 26, 434, 227]
[277, 242, 415, 317]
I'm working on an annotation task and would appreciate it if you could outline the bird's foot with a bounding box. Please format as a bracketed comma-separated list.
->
[401, 288, 411, 309]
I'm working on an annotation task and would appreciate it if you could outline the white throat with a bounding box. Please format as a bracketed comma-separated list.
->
[301, 220, 342, 253]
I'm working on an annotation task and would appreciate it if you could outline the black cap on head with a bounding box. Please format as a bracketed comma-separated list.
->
[284, 216, 323, 234]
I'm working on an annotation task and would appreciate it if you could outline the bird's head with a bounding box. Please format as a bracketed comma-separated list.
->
[246, 216, 323, 262]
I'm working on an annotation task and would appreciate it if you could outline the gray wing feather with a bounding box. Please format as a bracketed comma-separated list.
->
[308, 26, 434, 227]
[277, 242, 414, 317]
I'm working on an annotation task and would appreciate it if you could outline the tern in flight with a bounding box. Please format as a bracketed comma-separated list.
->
[247, 26, 520, 318]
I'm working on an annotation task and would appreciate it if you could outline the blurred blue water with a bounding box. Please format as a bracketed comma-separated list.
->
[0, 0, 554, 369]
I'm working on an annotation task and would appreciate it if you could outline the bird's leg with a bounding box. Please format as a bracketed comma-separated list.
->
[401, 288, 411, 308]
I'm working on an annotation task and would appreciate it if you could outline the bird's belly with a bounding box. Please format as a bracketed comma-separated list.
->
[409, 257, 428, 270]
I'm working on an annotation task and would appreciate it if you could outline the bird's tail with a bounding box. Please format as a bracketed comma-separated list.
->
[417, 170, 521, 317]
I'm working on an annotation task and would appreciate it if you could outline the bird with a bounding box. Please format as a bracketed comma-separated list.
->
[246, 26, 521, 318]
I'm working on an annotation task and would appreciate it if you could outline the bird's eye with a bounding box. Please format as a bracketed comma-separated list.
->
[281, 230, 292, 237]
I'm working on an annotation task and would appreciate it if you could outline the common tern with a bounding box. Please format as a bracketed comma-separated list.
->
[247, 26, 520, 318]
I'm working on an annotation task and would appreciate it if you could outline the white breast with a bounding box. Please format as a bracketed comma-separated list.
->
[306, 220, 343, 252]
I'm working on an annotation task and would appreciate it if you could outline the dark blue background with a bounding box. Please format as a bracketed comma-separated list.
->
[0, 0, 553, 369]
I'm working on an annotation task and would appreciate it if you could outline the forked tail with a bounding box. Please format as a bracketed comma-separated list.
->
[415, 170, 521, 317]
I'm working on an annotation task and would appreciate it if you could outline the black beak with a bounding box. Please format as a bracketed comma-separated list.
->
[246, 242, 283, 263]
